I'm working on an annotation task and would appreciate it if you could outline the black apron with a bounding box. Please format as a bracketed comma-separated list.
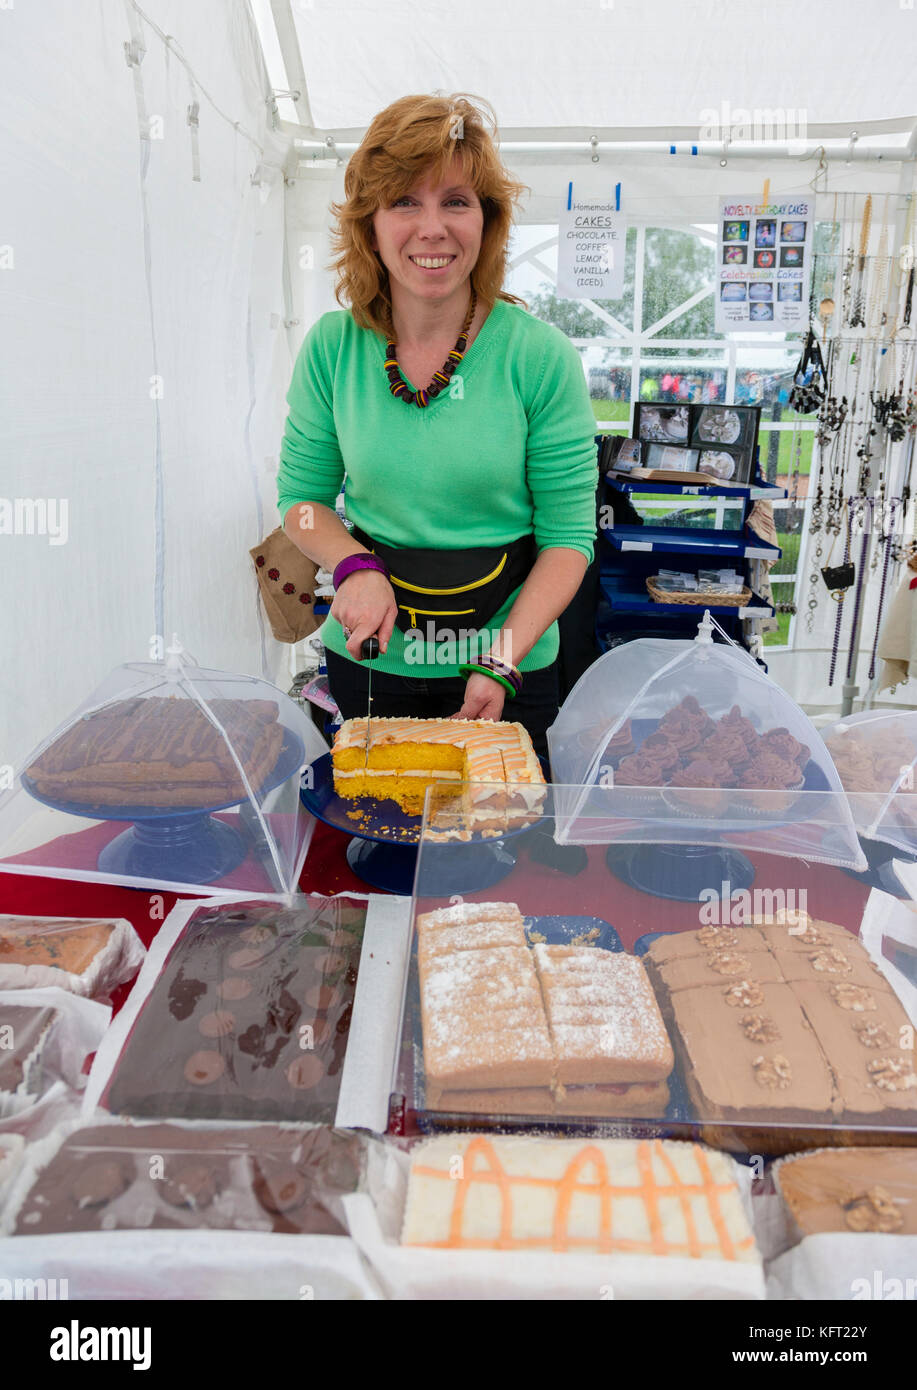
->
[350, 524, 536, 636]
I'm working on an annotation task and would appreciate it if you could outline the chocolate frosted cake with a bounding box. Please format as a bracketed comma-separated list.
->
[11, 1122, 362, 1236]
[646, 924, 917, 1134]
[26, 695, 285, 807]
[104, 900, 366, 1122]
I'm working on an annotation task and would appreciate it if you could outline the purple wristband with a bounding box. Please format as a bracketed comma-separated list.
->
[332, 552, 390, 591]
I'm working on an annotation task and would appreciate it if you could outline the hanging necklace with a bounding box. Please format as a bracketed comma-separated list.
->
[384, 287, 477, 407]
[867, 496, 900, 680]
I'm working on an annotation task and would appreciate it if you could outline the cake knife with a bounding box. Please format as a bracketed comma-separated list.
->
[360, 635, 380, 767]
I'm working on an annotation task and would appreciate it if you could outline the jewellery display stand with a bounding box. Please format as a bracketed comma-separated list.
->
[300, 752, 537, 895]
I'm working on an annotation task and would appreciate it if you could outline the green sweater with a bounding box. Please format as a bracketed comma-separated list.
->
[276, 297, 598, 678]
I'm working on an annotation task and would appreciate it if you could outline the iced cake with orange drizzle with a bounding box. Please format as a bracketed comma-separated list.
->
[400, 1133, 760, 1262]
[331, 717, 545, 833]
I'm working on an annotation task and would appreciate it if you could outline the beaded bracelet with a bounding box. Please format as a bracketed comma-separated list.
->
[477, 653, 522, 693]
[458, 663, 517, 698]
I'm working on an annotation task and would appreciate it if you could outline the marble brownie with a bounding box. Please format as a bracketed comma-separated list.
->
[104, 901, 365, 1123]
[11, 1122, 362, 1236]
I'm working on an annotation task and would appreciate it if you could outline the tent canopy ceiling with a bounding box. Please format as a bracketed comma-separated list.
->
[254, 0, 917, 142]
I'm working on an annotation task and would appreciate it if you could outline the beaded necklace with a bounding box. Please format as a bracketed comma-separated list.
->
[384, 287, 477, 407]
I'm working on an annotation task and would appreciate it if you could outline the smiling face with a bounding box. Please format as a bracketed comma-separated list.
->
[370, 156, 484, 319]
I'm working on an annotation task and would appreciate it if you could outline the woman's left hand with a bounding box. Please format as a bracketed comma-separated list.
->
[452, 672, 505, 722]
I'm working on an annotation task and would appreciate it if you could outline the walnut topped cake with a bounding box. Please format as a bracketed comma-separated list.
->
[645, 922, 917, 1131]
[26, 695, 284, 807]
[332, 716, 545, 833]
[775, 1147, 917, 1236]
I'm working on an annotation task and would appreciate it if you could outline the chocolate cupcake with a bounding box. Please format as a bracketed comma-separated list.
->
[663, 756, 731, 816]
[640, 730, 683, 778]
[759, 727, 810, 773]
[606, 718, 635, 761]
[732, 752, 804, 815]
[613, 751, 667, 788]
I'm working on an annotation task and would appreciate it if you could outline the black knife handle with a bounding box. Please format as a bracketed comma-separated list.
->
[360, 636, 380, 660]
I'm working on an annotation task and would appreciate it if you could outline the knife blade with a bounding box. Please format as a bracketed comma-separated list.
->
[361, 635, 380, 767]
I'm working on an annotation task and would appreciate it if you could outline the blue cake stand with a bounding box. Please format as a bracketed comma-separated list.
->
[300, 752, 539, 895]
[842, 835, 917, 899]
[21, 727, 305, 887]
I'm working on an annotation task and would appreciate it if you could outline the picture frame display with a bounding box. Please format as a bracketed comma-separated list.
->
[633, 402, 760, 485]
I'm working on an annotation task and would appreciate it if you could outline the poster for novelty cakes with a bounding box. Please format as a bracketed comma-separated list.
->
[715, 194, 813, 331]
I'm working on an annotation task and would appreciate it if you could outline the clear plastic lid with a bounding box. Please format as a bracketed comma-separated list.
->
[821, 709, 917, 855]
[0, 642, 326, 899]
[546, 615, 866, 870]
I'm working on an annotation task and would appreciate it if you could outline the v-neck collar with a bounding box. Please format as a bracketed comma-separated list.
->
[375, 297, 506, 397]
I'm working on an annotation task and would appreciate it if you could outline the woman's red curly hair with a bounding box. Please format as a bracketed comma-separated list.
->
[328, 93, 529, 337]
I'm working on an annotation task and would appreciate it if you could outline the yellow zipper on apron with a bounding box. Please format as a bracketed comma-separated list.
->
[401, 604, 476, 628]
[389, 553, 508, 595]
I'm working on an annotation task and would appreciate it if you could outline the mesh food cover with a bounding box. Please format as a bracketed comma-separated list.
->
[547, 615, 866, 869]
[0, 644, 325, 899]
[821, 709, 917, 856]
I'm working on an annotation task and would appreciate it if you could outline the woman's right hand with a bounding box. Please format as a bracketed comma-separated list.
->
[330, 568, 398, 658]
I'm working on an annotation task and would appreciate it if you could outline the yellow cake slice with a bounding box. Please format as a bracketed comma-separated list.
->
[331, 717, 545, 831]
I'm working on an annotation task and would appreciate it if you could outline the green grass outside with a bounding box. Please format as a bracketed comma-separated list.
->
[764, 610, 792, 647]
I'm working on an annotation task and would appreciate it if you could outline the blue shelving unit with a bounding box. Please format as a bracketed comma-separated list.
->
[595, 428, 786, 658]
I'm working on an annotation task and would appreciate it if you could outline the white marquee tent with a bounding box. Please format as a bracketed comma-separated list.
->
[4, 0, 917, 767]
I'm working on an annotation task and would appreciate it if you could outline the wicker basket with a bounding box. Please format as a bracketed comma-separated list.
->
[645, 575, 752, 607]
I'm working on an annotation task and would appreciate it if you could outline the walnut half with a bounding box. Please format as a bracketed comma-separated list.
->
[866, 1057, 917, 1092]
[708, 951, 752, 976]
[808, 947, 851, 974]
[723, 980, 765, 1008]
[852, 1019, 893, 1049]
[752, 1053, 793, 1090]
[828, 983, 877, 1012]
[697, 925, 741, 949]
[842, 1186, 904, 1233]
[740, 1013, 781, 1043]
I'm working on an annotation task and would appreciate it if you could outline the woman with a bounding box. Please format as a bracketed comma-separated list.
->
[277, 93, 598, 762]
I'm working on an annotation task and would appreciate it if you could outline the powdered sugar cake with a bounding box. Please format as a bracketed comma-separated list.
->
[421, 946, 554, 1098]
[400, 1133, 760, 1264]
[415, 900, 675, 1117]
[416, 901, 527, 972]
[533, 945, 673, 1085]
[331, 716, 545, 835]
